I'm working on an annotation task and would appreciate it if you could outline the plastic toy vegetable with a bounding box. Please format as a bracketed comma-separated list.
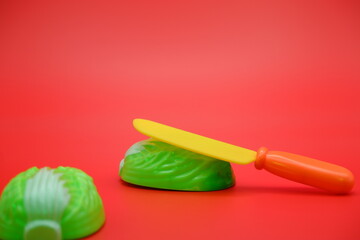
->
[120, 139, 235, 191]
[133, 119, 355, 194]
[0, 167, 105, 240]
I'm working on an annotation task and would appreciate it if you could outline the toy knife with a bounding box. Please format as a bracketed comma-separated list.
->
[133, 119, 354, 194]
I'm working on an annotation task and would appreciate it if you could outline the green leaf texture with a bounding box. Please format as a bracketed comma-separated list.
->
[120, 139, 235, 191]
[0, 167, 105, 240]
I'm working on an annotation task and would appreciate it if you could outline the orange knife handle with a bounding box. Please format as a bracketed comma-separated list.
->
[255, 147, 355, 194]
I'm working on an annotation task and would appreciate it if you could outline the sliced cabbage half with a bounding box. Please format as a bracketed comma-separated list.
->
[0, 167, 105, 240]
[120, 139, 235, 191]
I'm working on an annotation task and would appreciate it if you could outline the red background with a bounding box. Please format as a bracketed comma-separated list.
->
[0, 1, 359, 240]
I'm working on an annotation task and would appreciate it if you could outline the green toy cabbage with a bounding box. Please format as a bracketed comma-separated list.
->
[0, 167, 105, 240]
[120, 139, 235, 191]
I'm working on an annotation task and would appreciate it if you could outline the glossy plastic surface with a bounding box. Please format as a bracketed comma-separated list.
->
[0, 167, 105, 240]
[120, 139, 235, 191]
[133, 119, 355, 194]
[133, 119, 257, 164]
[255, 147, 355, 194]
[1, 1, 359, 239]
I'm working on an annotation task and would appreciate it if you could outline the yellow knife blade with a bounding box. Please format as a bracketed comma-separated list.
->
[133, 119, 257, 164]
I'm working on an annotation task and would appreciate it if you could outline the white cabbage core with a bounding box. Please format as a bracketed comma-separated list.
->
[24, 168, 70, 240]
